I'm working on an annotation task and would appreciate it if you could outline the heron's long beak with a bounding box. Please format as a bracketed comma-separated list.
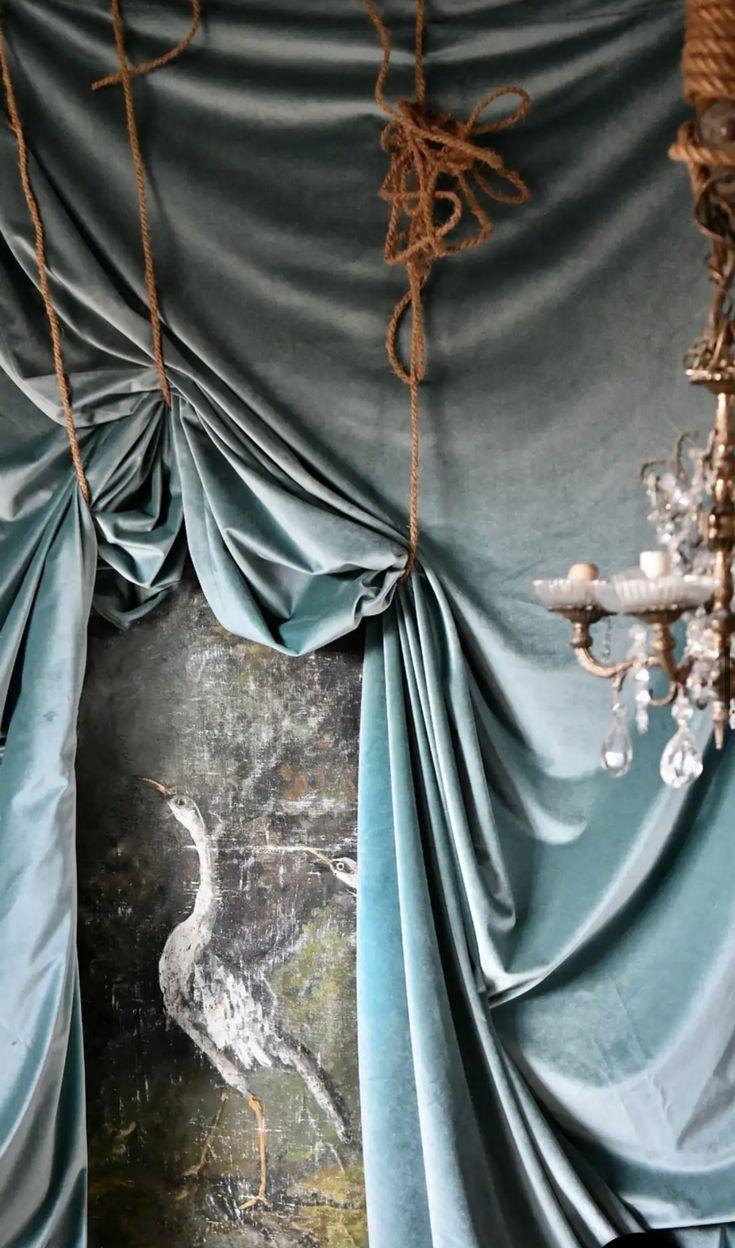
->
[140, 777, 172, 796]
[259, 844, 332, 865]
[301, 846, 332, 866]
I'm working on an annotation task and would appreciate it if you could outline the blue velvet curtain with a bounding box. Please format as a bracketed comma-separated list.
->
[2, 2, 734, 1245]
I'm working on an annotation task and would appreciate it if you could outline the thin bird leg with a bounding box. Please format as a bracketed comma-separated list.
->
[239, 1095, 268, 1210]
[179, 1090, 228, 1178]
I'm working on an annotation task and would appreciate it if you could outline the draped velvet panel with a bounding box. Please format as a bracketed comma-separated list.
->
[3, 2, 734, 1246]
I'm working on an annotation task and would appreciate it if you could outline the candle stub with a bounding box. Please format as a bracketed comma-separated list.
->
[567, 562, 599, 581]
[639, 550, 671, 579]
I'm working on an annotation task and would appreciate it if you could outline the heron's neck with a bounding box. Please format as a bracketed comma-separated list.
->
[190, 830, 219, 935]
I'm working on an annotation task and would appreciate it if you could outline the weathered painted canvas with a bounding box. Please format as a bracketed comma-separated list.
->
[76, 578, 366, 1246]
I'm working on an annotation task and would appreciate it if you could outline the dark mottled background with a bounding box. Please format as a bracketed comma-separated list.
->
[76, 574, 366, 1247]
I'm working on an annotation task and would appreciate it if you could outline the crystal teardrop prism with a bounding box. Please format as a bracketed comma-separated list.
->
[600, 707, 633, 778]
[659, 729, 703, 789]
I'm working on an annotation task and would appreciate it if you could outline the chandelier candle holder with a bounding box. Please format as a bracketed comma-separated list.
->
[533, 396, 730, 788]
[534, 389, 735, 788]
[534, 0, 735, 789]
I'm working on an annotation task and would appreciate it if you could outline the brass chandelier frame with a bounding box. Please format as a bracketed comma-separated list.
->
[534, 0, 735, 780]
[557, 389, 735, 749]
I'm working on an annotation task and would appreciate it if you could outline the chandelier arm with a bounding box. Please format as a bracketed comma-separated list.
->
[648, 682, 680, 709]
[675, 431, 700, 479]
[572, 648, 688, 691]
[568, 619, 633, 684]
[572, 647, 632, 685]
[571, 618, 691, 693]
[648, 621, 681, 684]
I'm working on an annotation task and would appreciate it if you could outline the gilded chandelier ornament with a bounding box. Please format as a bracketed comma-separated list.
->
[534, 0, 735, 788]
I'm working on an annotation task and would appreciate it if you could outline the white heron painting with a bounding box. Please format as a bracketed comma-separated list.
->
[76, 579, 366, 1246]
[141, 778, 353, 1208]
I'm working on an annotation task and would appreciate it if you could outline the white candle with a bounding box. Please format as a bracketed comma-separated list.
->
[567, 562, 599, 581]
[639, 550, 671, 579]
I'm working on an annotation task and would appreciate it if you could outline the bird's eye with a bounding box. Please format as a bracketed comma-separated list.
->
[335, 860, 346, 872]
[174, 797, 186, 808]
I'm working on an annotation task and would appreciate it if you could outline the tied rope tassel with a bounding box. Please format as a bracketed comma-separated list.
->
[363, 0, 529, 578]
[92, 0, 203, 408]
[0, 24, 90, 504]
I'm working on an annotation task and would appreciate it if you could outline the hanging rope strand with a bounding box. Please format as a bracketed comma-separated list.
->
[414, 0, 426, 107]
[104, 0, 171, 406]
[92, 1, 202, 408]
[0, 26, 90, 504]
[363, 0, 529, 578]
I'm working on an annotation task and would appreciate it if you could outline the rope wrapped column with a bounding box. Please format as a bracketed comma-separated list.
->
[671, 0, 735, 374]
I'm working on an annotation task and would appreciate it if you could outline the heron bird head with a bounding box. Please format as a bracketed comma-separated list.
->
[141, 778, 204, 839]
[279, 845, 357, 892]
[327, 855, 357, 892]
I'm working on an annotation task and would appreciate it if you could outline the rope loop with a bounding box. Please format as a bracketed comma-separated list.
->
[92, 0, 201, 91]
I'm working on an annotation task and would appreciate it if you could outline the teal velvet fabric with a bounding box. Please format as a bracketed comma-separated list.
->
[2, 1, 733, 1245]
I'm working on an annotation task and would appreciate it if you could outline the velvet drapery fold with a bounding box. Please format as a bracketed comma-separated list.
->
[3, 2, 735, 1246]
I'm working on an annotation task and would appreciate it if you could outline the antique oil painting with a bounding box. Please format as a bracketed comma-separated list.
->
[76, 578, 366, 1247]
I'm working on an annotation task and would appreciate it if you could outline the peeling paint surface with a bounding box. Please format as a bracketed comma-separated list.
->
[76, 578, 366, 1246]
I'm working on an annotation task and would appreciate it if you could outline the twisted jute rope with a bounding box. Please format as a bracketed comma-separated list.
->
[681, 0, 735, 107]
[363, 0, 529, 578]
[92, 0, 203, 409]
[0, 24, 90, 503]
[670, 0, 735, 334]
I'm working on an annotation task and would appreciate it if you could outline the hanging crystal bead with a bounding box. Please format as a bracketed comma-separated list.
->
[672, 692, 694, 727]
[687, 665, 708, 708]
[660, 694, 702, 789]
[600, 702, 633, 778]
[601, 617, 613, 665]
[660, 729, 703, 789]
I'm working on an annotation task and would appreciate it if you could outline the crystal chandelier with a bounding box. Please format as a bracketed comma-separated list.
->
[533, 0, 735, 789]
